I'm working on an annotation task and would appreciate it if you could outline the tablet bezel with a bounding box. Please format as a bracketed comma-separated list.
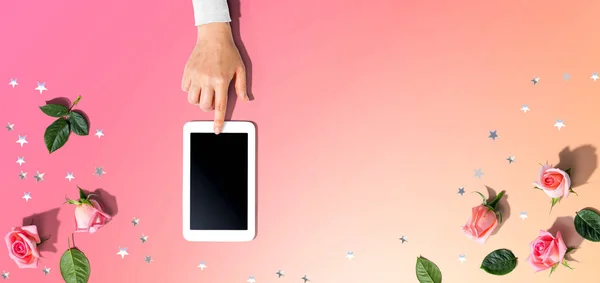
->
[183, 121, 256, 242]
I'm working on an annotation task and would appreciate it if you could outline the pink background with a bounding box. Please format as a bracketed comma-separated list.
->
[2, 0, 600, 282]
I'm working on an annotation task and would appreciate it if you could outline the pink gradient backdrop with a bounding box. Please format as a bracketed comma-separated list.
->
[2, 0, 600, 282]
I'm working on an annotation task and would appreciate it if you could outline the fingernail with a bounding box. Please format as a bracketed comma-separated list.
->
[215, 127, 221, 135]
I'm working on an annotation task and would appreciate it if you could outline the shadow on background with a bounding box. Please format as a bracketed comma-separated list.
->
[225, 0, 254, 121]
[485, 186, 511, 235]
[555, 145, 597, 189]
[88, 188, 119, 218]
[547, 216, 585, 262]
[22, 208, 61, 253]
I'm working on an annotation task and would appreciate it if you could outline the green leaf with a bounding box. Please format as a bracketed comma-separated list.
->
[415, 256, 442, 283]
[60, 247, 91, 283]
[565, 168, 572, 177]
[44, 118, 71, 153]
[472, 191, 487, 205]
[533, 187, 542, 190]
[68, 111, 89, 136]
[562, 259, 574, 270]
[549, 264, 558, 276]
[40, 104, 69, 117]
[574, 209, 600, 242]
[480, 248, 518, 276]
[496, 211, 503, 224]
[566, 247, 577, 254]
[550, 198, 560, 213]
[569, 189, 578, 196]
[78, 187, 87, 200]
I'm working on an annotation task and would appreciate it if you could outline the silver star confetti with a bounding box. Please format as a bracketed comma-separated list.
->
[346, 251, 354, 260]
[520, 212, 528, 220]
[132, 217, 140, 226]
[94, 166, 106, 178]
[488, 130, 498, 140]
[198, 262, 207, 270]
[140, 234, 148, 244]
[507, 156, 515, 164]
[1, 271, 8, 280]
[117, 247, 129, 259]
[399, 235, 407, 243]
[16, 135, 27, 147]
[18, 171, 27, 180]
[554, 119, 566, 131]
[301, 275, 310, 283]
[144, 256, 153, 263]
[563, 73, 570, 81]
[35, 82, 47, 94]
[6, 123, 14, 131]
[22, 192, 31, 202]
[247, 276, 256, 283]
[275, 270, 284, 278]
[458, 254, 467, 263]
[34, 171, 45, 183]
[474, 168, 484, 179]
[95, 129, 104, 139]
[65, 172, 75, 182]
[42, 267, 51, 275]
[8, 79, 18, 88]
[16, 156, 25, 166]
[531, 76, 540, 85]
[520, 104, 530, 113]
[592, 73, 599, 82]
[457, 187, 465, 196]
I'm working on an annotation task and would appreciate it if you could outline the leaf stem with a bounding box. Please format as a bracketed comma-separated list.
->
[38, 236, 50, 246]
[488, 190, 505, 210]
[69, 95, 82, 111]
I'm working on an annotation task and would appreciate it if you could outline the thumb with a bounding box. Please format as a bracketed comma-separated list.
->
[234, 67, 249, 101]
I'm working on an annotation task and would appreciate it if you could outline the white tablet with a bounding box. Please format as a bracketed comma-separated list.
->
[183, 121, 256, 242]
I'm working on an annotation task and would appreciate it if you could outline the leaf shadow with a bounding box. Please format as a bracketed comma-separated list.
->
[22, 208, 61, 253]
[547, 216, 584, 262]
[83, 188, 119, 218]
[45, 97, 71, 108]
[485, 186, 510, 236]
[555, 145, 597, 189]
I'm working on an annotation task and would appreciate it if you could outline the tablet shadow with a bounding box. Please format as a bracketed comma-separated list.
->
[225, 0, 254, 121]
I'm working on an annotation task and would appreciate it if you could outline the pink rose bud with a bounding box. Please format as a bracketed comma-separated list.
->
[74, 199, 112, 234]
[526, 230, 567, 272]
[461, 205, 499, 244]
[533, 165, 571, 199]
[4, 225, 41, 269]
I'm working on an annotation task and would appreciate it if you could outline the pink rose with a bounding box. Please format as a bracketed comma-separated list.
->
[461, 205, 499, 244]
[526, 230, 567, 272]
[4, 225, 41, 269]
[74, 199, 111, 234]
[533, 165, 571, 199]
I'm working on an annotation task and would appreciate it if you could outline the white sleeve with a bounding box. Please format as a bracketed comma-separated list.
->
[192, 0, 231, 26]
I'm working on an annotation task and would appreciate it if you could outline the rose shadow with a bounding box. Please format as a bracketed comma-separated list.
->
[485, 186, 511, 236]
[547, 216, 584, 262]
[555, 145, 597, 189]
[84, 188, 119, 218]
[21, 208, 61, 253]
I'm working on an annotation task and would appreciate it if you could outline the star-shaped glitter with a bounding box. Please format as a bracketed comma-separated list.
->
[65, 172, 75, 182]
[520, 212, 528, 220]
[42, 267, 51, 275]
[563, 73, 570, 81]
[275, 270, 284, 278]
[457, 187, 465, 196]
[16, 135, 27, 147]
[18, 171, 27, 180]
[95, 129, 104, 139]
[94, 166, 106, 178]
[35, 82, 47, 94]
[8, 79, 18, 88]
[458, 254, 467, 263]
[247, 276, 256, 283]
[198, 262, 207, 270]
[117, 247, 129, 259]
[531, 76, 540, 85]
[592, 73, 599, 82]
[34, 171, 45, 183]
[140, 234, 148, 244]
[144, 256, 153, 263]
[301, 275, 310, 283]
[6, 123, 14, 131]
[399, 235, 407, 243]
[554, 120, 566, 130]
[22, 192, 32, 202]
[1, 271, 8, 280]
[132, 217, 140, 226]
[507, 156, 515, 164]
[520, 104, 530, 113]
[16, 156, 25, 166]
[346, 251, 355, 260]
[488, 130, 498, 140]
[474, 168, 484, 179]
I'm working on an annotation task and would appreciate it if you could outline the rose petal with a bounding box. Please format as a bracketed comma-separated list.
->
[555, 231, 568, 262]
[527, 254, 551, 272]
[16, 233, 39, 259]
[19, 226, 41, 243]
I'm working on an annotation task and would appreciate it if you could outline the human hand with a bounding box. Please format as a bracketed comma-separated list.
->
[182, 22, 248, 134]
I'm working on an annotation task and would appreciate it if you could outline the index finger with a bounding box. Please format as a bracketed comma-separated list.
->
[213, 86, 228, 135]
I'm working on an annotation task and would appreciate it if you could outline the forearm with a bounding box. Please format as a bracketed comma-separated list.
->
[192, 0, 231, 26]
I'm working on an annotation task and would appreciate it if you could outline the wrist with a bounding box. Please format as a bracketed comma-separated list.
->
[196, 22, 233, 44]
